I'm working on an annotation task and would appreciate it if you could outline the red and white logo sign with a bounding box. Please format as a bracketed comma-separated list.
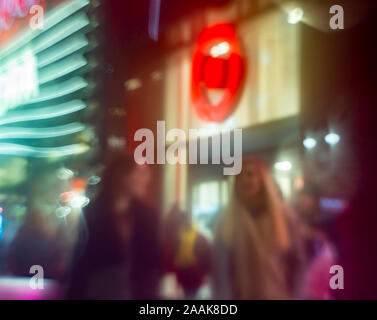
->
[191, 23, 245, 122]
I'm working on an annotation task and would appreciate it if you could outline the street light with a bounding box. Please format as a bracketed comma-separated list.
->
[325, 133, 340, 145]
[303, 137, 317, 149]
[274, 161, 292, 171]
[288, 7, 304, 24]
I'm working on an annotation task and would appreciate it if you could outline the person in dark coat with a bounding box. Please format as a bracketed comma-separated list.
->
[66, 154, 162, 299]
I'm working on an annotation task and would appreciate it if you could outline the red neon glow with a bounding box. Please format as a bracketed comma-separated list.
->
[191, 23, 245, 122]
[202, 57, 227, 89]
[0, 0, 40, 31]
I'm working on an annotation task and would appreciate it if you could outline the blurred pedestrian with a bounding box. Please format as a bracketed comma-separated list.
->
[294, 184, 337, 299]
[169, 210, 212, 299]
[66, 154, 162, 299]
[7, 169, 72, 281]
[161, 204, 181, 275]
[213, 156, 305, 299]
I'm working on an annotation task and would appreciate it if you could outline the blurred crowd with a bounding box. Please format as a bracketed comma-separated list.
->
[0, 154, 338, 300]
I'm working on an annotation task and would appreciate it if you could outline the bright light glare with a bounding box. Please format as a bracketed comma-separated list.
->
[210, 41, 230, 57]
[148, 0, 161, 41]
[37, 35, 89, 68]
[320, 197, 347, 212]
[33, 12, 90, 55]
[0, 49, 39, 114]
[288, 8, 304, 24]
[325, 133, 340, 145]
[0, 0, 90, 59]
[69, 195, 90, 208]
[57, 168, 74, 180]
[124, 78, 142, 91]
[274, 161, 292, 171]
[56, 206, 72, 218]
[39, 54, 87, 85]
[0, 100, 86, 126]
[303, 137, 317, 149]
[0, 143, 89, 157]
[0, 123, 85, 140]
[28, 77, 88, 104]
[88, 175, 101, 185]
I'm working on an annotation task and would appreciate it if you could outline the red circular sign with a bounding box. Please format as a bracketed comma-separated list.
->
[191, 23, 245, 122]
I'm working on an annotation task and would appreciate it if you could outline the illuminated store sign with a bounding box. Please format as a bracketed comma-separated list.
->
[0, 0, 94, 158]
[0, 0, 41, 31]
[0, 48, 39, 115]
[191, 23, 245, 122]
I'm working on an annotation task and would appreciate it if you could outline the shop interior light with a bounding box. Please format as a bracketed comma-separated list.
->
[124, 78, 142, 91]
[303, 137, 317, 149]
[192, 181, 220, 216]
[28, 77, 88, 104]
[151, 70, 163, 81]
[0, 123, 85, 139]
[0, 143, 89, 157]
[39, 54, 87, 85]
[37, 35, 89, 69]
[0, 100, 86, 125]
[274, 161, 292, 171]
[210, 41, 230, 58]
[0, 0, 90, 59]
[325, 132, 340, 145]
[287, 7, 304, 24]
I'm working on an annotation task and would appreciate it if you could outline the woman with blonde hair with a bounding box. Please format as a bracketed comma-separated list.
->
[213, 156, 305, 299]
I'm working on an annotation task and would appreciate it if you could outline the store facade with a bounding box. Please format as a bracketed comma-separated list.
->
[155, 0, 302, 231]
[0, 0, 102, 237]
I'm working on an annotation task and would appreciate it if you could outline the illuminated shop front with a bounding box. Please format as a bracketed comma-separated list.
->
[0, 0, 101, 226]
[160, 0, 303, 233]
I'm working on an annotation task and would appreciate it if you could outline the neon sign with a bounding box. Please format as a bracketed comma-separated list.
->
[191, 23, 245, 122]
[0, 0, 40, 31]
[0, 48, 39, 115]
